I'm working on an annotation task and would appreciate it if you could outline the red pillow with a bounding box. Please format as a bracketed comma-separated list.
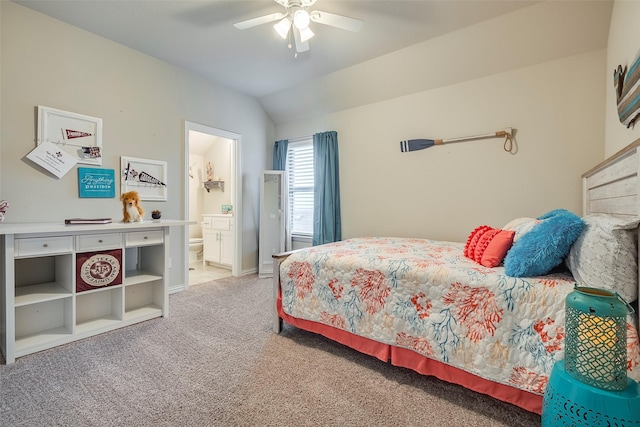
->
[464, 225, 491, 258]
[464, 225, 515, 268]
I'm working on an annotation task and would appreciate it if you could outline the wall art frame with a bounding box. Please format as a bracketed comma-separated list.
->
[37, 105, 103, 165]
[120, 156, 168, 201]
[78, 167, 116, 198]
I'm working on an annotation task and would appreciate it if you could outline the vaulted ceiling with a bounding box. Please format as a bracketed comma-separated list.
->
[14, 1, 613, 125]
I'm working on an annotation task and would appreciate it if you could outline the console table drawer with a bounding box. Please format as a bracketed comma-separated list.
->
[15, 236, 73, 257]
[76, 233, 123, 251]
[125, 230, 163, 247]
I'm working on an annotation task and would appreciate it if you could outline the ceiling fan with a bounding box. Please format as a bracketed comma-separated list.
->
[233, 0, 364, 56]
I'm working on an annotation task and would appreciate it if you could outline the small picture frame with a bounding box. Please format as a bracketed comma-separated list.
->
[78, 167, 116, 198]
[121, 156, 167, 201]
[37, 105, 103, 165]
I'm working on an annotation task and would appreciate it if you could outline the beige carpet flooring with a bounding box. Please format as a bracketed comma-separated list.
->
[0, 274, 541, 426]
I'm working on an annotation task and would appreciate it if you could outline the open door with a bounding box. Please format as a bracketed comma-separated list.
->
[259, 170, 285, 278]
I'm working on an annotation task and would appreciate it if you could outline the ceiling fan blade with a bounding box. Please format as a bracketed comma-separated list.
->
[293, 27, 309, 53]
[309, 10, 364, 32]
[233, 12, 286, 30]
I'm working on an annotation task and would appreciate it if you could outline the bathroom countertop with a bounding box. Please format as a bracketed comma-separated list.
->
[202, 213, 233, 217]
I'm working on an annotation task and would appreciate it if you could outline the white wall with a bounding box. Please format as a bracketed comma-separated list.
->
[605, 0, 640, 156]
[188, 153, 205, 240]
[277, 50, 606, 243]
[0, 2, 273, 282]
[201, 141, 232, 214]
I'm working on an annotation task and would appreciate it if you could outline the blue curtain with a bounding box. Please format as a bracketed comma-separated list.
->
[272, 139, 288, 170]
[312, 131, 342, 246]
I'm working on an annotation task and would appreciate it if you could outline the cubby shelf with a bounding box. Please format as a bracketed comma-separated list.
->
[124, 305, 163, 321]
[75, 316, 122, 335]
[0, 221, 188, 364]
[124, 270, 163, 286]
[14, 282, 72, 306]
[15, 326, 73, 357]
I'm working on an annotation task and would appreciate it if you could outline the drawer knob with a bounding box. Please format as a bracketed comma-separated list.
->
[42, 243, 48, 248]
[144, 236, 148, 240]
[98, 239, 103, 243]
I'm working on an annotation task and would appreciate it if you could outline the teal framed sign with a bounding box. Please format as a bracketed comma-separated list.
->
[78, 167, 115, 198]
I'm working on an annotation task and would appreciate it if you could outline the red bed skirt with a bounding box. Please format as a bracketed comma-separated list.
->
[277, 291, 543, 415]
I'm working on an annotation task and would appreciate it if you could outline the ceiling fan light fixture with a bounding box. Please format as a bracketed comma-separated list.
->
[233, 0, 364, 57]
[273, 17, 292, 39]
[293, 9, 310, 29]
[299, 26, 314, 42]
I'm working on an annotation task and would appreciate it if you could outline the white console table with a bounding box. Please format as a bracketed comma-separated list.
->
[0, 220, 188, 364]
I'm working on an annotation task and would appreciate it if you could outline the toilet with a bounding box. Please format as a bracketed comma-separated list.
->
[189, 238, 203, 263]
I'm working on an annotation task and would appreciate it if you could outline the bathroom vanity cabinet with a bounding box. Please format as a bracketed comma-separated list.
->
[0, 220, 189, 364]
[202, 214, 233, 268]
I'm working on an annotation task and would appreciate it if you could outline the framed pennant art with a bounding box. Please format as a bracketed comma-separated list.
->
[120, 156, 167, 201]
[37, 105, 103, 165]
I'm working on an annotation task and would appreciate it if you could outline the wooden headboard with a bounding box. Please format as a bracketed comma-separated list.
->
[582, 138, 640, 328]
[583, 138, 640, 218]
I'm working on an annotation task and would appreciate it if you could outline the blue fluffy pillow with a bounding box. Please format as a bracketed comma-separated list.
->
[504, 209, 585, 277]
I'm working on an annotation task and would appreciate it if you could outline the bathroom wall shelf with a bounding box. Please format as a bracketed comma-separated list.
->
[204, 180, 224, 192]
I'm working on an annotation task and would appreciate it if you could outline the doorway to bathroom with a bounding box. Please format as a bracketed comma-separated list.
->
[184, 121, 242, 287]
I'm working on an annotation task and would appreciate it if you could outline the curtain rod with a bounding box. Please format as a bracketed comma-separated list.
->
[286, 135, 312, 143]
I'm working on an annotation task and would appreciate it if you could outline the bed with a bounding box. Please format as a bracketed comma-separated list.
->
[271, 139, 640, 415]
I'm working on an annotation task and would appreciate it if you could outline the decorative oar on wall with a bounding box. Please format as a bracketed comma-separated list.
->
[400, 128, 515, 153]
[614, 52, 640, 128]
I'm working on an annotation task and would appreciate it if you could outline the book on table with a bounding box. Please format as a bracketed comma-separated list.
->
[65, 218, 112, 224]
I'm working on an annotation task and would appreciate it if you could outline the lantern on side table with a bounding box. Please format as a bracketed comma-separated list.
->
[542, 286, 640, 426]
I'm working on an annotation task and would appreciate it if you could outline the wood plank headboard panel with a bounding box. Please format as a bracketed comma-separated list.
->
[582, 138, 640, 330]
[583, 139, 640, 217]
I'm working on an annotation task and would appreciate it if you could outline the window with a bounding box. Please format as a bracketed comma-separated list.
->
[286, 138, 314, 238]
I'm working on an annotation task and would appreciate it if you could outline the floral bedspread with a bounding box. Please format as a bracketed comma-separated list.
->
[279, 237, 640, 395]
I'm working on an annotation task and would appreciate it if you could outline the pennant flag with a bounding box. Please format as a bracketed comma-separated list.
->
[123, 163, 138, 181]
[139, 171, 166, 186]
[64, 129, 93, 139]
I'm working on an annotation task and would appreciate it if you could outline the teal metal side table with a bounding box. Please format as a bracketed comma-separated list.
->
[542, 361, 640, 426]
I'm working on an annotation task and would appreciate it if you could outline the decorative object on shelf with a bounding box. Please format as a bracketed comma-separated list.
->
[222, 204, 233, 214]
[121, 156, 168, 201]
[121, 191, 144, 223]
[0, 200, 8, 222]
[76, 249, 122, 293]
[400, 127, 515, 153]
[206, 162, 214, 181]
[77, 167, 115, 198]
[204, 180, 224, 192]
[151, 210, 162, 220]
[37, 105, 103, 165]
[65, 218, 112, 225]
[541, 286, 639, 426]
[614, 51, 640, 128]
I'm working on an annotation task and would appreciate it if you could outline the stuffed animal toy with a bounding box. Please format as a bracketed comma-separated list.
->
[121, 191, 144, 222]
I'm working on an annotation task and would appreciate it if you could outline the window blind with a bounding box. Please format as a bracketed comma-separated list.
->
[286, 139, 314, 236]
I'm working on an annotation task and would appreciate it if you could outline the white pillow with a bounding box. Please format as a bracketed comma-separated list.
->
[565, 215, 640, 302]
[503, 217, 540, 243]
